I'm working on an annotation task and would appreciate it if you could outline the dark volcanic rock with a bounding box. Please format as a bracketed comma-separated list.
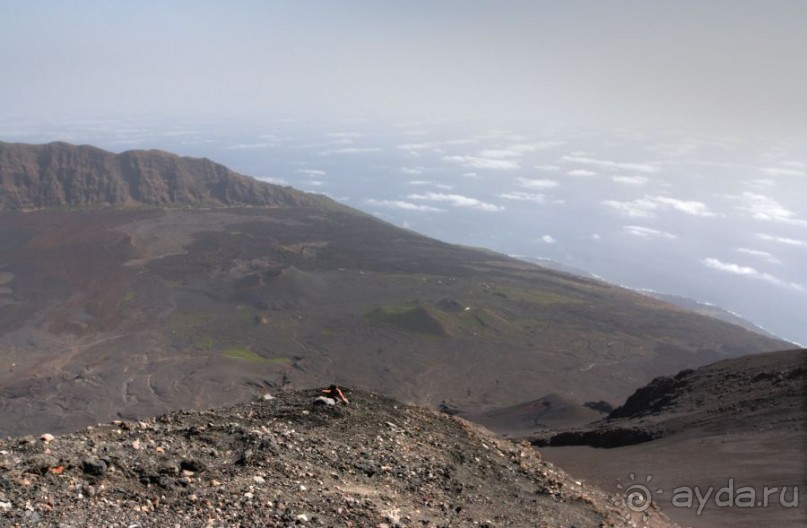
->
[81, 457, 108, 477]
[0, 389, 677, 527]
[530, 349, 807, 448]
[583, 400, 614, 414]
[532, 426, 660, 448]
[179, 458, 206, 473]
[607, 376, 687, 419]
[606, 348, 807, 427]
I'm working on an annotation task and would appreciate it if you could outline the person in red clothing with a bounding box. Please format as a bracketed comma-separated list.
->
[322, 385, 349, 404]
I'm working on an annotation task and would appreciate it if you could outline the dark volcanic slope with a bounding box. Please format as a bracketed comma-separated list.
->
[0, 390, 678, 527]
[0, 142, 790, 438]
[463, 393, 606, 439]
[534, 349, 806, 528]
[0, 141, 322, 209]
[533, 348, 806, 447]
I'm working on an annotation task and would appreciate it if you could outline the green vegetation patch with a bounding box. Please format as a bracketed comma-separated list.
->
[266, 356, 292, 366]
[221, 347, 267, 362]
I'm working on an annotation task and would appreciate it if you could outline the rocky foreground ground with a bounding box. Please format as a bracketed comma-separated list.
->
[0, 389, 676, 527]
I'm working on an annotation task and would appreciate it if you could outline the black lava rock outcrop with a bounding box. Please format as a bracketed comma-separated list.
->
[530, 349, 806, 448]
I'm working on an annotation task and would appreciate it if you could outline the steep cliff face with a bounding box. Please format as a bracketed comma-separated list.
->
[0, 141, 316, 209]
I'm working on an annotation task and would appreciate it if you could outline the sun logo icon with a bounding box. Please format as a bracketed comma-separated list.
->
[616, 473, 664, 512]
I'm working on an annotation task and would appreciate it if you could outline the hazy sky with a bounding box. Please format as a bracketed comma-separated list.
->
[2, 1, 806, 137]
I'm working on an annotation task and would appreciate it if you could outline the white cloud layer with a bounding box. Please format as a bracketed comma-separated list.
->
[702, 258, 804, 292]
[477, 141, 566, 159]
[737, 248, 780, 264]
[398, 139, 479, 152]
[734, 192, 807, 226]
[761, 167, 805, 177]
[622, 225, 677, 239]
[499, 191, 546, 203]
[603, 198, 658, 217]
[398, 142, 441, 151]
[408, 192, 503, 212]
[517, 177, 560, 189]
[327, 132, 362, 138]
[295, 169, 326, 176]
[226, 142, 274, 150]
[603, 195, 715, 218]
[443, 155, 520, 170]
[562, 155, 660, 173]
[653, 197, 717, 217]
[757, 233, 807, 248]
[366, 198, 444, 212]
[567, 169, 597, 177]
[612, 175, 649, 185]
[407, 180, 452, 190]
[319, 147, 382, 155]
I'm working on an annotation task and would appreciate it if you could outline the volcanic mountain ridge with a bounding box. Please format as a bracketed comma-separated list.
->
[0, 141, 324, 210]
[0, 141, 791, 439]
